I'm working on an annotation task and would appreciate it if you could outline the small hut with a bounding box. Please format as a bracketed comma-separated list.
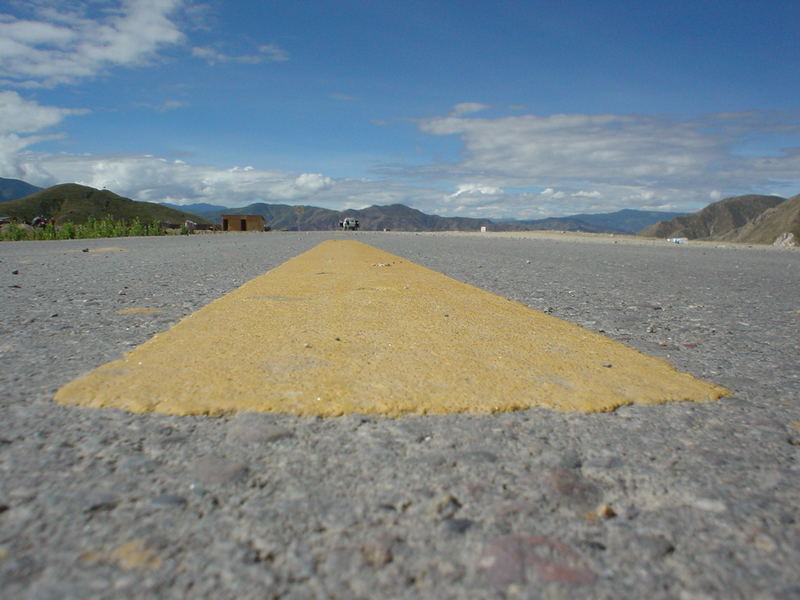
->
[221, 215, 265, 232]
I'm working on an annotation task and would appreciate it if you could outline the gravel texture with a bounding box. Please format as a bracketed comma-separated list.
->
[1, 231, 798, 599]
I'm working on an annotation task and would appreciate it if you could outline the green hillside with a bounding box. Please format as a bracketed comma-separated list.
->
[0, 184, 210, 224]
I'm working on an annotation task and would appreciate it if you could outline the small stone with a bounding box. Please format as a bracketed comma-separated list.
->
[109, 539, 162, 570]
[227, 415, 294, 445]
[636, 534, 675, 560]
[361, 534, 395, 565]
[85, 493, 118, 513]
[753, 532, 777, 554]
[11, 270, 18, 274]
[429, 494, 462, 520]
[149, 494, 187, 508]
[478, 534, 596, 586]
[191, 456, 249, 486]
[586, 504, 616, 520]
[459, 449, 499, 463]
[547, 469, 601, 513]
[601, 362, 613, 368]
[444, 518, 474, 534]
[81, 248, 89, 252]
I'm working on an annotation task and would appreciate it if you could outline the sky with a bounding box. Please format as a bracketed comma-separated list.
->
[1, 0, 799, 219]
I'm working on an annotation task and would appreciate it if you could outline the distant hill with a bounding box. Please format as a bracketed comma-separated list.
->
[717, 195, 800, 245]
[639, 194, 785, 240]
[165, 201, 680, 233]
[512, 209, 687, 234]
[0, 184, 211, 225]
[0, 177, 42, 203]
[339, 203, 497, 231]
[165, 201, 497, 231]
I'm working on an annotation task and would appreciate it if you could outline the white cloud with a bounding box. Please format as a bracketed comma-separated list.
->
[418, 109, 800, 200]
[192, 42, 289, 65]
[12, 152, 342, 208]
[0, 91, 87, 176]
[451, 102, 490, 117]
[135, 99, 188, 112]
[0, 0, 185, 87]
[540, 187, 565, 199]
[574, 190, 602, 198]
[450, 183, 503, 197]
[259, 43, 289, 62]
[7, 147, 724, 220]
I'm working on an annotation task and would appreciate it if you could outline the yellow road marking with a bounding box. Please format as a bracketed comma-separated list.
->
[55, 240, 731, 416]
[116, 307, 163, 315]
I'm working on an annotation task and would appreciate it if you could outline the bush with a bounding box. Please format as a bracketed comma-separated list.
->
[1, 216, 168, 241]
[0, 222, 27, 241]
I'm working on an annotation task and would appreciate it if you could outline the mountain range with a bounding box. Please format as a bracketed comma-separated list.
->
[2, 178, 797, 244]
[639, 194, 800, 246]
[162, 201, 684, 234]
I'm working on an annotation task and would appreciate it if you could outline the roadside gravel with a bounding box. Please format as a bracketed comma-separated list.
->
[1, 231, 798, 599]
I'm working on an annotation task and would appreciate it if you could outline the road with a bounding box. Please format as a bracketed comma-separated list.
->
[1, 231, 798, 599]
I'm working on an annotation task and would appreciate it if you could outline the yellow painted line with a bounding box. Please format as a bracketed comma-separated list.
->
[55, 240, 731, 416]
[116, 307, 163, 315]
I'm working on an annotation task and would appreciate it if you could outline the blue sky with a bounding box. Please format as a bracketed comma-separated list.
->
[1, 0, 799, 219]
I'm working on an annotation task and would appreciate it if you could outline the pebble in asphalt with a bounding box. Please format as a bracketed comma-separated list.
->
[0, 231, 798, 599]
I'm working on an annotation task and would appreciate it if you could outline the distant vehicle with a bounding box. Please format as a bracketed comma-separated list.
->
[339, 217, 359, 231]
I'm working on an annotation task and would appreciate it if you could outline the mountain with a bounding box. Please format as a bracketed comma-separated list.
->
[0, 184, 211, 224]
[509, 209, 686, 234]
[339, 203, 496, 231]
[717, 194, 800, 245]
[561, 209, 687, 234]
[164, 201, 679, 233]
[639, 194, 785, 239]
[0, 177, 42, 203]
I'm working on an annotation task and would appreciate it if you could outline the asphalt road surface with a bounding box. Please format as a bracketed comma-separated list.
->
[1, 231, 798, 599]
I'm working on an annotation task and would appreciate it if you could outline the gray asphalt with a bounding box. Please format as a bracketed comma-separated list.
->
[1, 232, 798, 599]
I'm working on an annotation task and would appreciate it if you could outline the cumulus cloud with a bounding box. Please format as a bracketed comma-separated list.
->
[0, 91, 87, 176]
[10, 146, 708, 220]
[450, 183, 503, 197]
[12, 151, 343, 208]
[0, 0, 185, 87]
[418, 107, 800, 202]
[540, 187, 565, 199]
